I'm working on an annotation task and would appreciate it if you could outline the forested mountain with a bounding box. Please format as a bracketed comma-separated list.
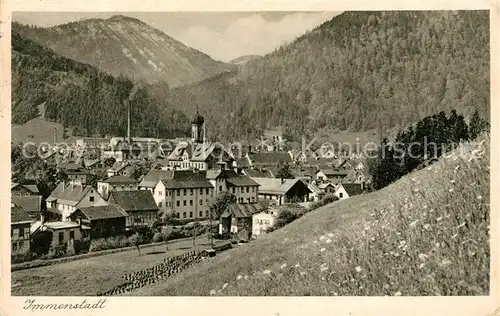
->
[165, 11, 490, 141]
[13, 15, 234, 87]
[12, 31, 190, 138]
[230, 55, 262, 65]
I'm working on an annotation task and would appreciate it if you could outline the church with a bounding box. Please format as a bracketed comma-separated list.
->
[167, 110, 234, 171]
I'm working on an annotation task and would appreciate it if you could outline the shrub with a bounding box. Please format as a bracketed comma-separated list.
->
[152, 232, 164, 243]
[89, 236, 130, 252]
[11, 252, 37, 264]
[309, 193, 339, 211]
[74, 239, 91, 254]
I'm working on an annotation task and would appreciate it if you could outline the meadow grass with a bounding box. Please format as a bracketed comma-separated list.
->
[131, 134, 489, 296]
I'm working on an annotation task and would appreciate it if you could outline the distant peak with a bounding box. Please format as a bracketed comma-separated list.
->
[106, 15, 145, 25]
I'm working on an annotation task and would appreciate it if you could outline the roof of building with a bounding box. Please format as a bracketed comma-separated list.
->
[250, 177, 311, 196]
[44, 221, 80, 230]
[243, 169, 274, 178]
[11, 183, 40, 194]
[307, 182, 323, 194]
[57, 162, 83, 171]
[342, 183, 364, 197]
[317, 169, 350, 177]
[48, 182, 94, 206]
[191, 110, 205, 125]
[249, 152, 292, 166]
[220, 201, 270, 218]
[11, 205, 32, 223]
[109, 190, 159, 212]
[139, 169, 174, 188]
[234, 157, 250, 168]
[161, 178, 214, 189]
[226, 176, 260, 187]
[172, 170, 207, 181]
[103, 175, 138, 184]
[168, 141, 232, 162]
[76, 204, 129, 220]
[11, 195, 42, 216]
[84, 158, 102, 168]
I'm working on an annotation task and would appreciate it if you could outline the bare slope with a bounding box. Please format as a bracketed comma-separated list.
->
[131, 134, 490, 296]
[13, 16, 234, 87]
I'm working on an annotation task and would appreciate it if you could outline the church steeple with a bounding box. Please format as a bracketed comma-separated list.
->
[191, 106, 205, 144]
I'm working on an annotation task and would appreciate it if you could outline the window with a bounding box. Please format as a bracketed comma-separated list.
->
[241, 187, 244, 193]
[89, 196, 95, 202]
[246, 187, 250, 193]
[121, 185, 125, 190]
[183, 212, 186, 218]
[24, 229, 29, 239]
[184, 189, 187, 196]
[19, 241, 24, 249]
[190, 189, 194, 195]
[12, 228, 19, 238]
[200, 200, 203, 205]
[232, 187, 235, 194]
[190, 200, 193, 206]
[177, 190, 180, 196]
[219, 186, 222, 192]
[206, 188, 209, 195]
[252, 187, 255, 192]
[176, 213, 180, 218]
[12, 242, 18, 251]
[339, 193, 343, 198]
[158, 202, 162, 207]
[206, 211, 209, 217]
[189, 212, 193, 218]
[19, 227, 24, 239]
[113, 186, 117, 190]
[199, 211, 203, 217]
[183, 201, 187, 206]
[59, 232, 64, 243]
[200, 189, 203, 195]
[168, 190, 171, 196]
[69, 231, 75, 239]
[177, 201, 180, 207]
[159, 191, 163, 196]
[252, 197, 255, 202]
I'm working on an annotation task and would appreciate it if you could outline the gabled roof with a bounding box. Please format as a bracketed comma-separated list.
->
[103, 175, 138, 184]
[48, 182, 94, 206]
[76, 204, 129, 220]
[11, 183, 40, 194]
[57, 162, 83, 171]
[318, 182, 336, 189]
[139, 169, 174, 188]
[168, 141, 232, 162]
[173, 170, 207, 181]
[161, 179, 214, 189]
[220, 201, 270, 219]
[11, 205, 32, 223]
[226, 176, 260, 187]
[307, 182, 323, 194]
[250, 177, 311, 195]
[11, 195, 42, 216]
[342, 183, 364, 197]
[109, 190, 158, 212]
[84, 158, 102, 168]
[317, 169, 350, 177]
[243, 169, 274, 178]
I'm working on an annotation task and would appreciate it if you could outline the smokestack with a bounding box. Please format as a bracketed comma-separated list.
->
[126, 100, 131, 146]
[54, 127, 57, 145]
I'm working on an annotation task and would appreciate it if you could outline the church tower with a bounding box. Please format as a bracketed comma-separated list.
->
[191, 107, 205, 144]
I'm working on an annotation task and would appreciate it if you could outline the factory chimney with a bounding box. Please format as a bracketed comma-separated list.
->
[126, 99, 132, 146]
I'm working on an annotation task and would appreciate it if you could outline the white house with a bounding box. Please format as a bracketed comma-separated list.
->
[97, 175, 138, 199]
[334, 183, 364, 200]
[252, 208, 279, 237]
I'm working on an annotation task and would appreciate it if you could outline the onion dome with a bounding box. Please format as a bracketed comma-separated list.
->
[191, 110, 205, 125]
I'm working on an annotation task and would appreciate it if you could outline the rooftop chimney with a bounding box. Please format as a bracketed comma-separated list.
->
[125, 99, 132, 146]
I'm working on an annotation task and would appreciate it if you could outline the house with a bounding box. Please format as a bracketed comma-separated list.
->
[138, 169, 174, 192]
[219, 201, 269, 241]
[316, 169, 350, 182]
[263, 126, 285, 151]
[75, 137, 110, 149]
[251, 178, 312, 206]
[11, 195, 42, 221]
[154, 170, 214, 220]
[57, 162, 83, 173]
[108, 190, 159, 229]
[168, 111, 233, 170]
[318, 182, 337, 194]
[45, 182, 107, 221]
[307, 182, 324, 202]
[66, 170, 90, 185]
[42, 221, 83, 246]
[252, 206, 279, 237]
[11, 183, 40, 196]
[206, 167, 260, 204]
[106, 162, 135, 178]
[97, 175, 138, 199]
[11, 203, 32, 255]
[334, 183, 364, 200]
[83, 158, 106, 170]
[70, 205, 128, 238]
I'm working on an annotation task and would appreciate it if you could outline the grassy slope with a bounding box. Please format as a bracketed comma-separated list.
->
[132, 135, 490, 296]
[11, 237, 227, 296]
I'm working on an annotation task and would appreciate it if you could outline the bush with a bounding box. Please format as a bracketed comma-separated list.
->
[48, 241, 67, 259]
[74, 239, 91, 255]
[152, 232, 164, 243]
[89, 236, 130, 252]
[309, 193, 339, 211]
[11, 252, 37, 264]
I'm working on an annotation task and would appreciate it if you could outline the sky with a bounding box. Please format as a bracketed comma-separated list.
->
[13, 12, 341, 62]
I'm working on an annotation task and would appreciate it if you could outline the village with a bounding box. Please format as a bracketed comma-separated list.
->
[11, 109, 370, 270]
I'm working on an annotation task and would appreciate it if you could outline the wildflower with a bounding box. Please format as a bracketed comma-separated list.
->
[320, 248, 326, 252]
[263, 269, 272, 275]
[222, 283, 229, 290]
[328, 233, 334, 238]
[449, 179, 455, 184]
[477, 195, 483, 200]
[423, 224, 431, 230]
[280, 263, 288, 269]
[326, 239, 332, 244]
[393, 291, 402, 296]
[409, 220, 419, 228]
[236, 275, 242, 280]
[418, 253, 428, 261]
[448, 188, 454, 192]
[319, 236, 326, 241]
[209, 289, 216, 295]
[294, 263, 301, 268]
[355, 266, 363, 273]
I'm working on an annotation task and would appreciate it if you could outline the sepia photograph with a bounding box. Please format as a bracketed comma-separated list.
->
[6, 8, 493, 302]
